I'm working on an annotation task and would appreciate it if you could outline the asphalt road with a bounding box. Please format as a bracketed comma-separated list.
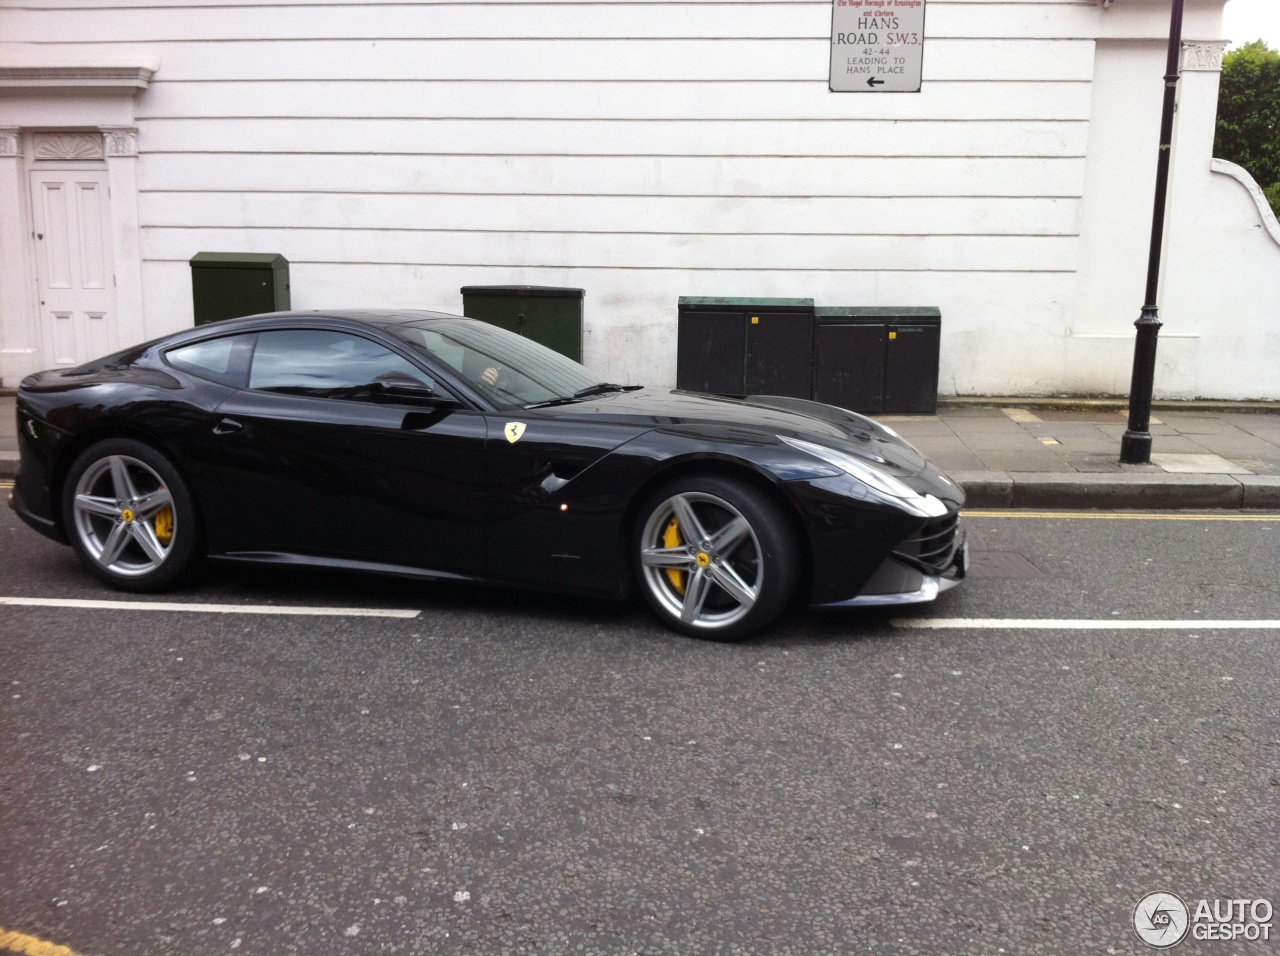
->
[1, 505, 1278, 955]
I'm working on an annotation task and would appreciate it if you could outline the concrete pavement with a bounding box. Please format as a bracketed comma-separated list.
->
[2, 395, 1278, 509]
[888, 400, 1280, 509]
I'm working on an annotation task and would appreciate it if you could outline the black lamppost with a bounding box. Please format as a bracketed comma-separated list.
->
[1119, 0, 1186, 464]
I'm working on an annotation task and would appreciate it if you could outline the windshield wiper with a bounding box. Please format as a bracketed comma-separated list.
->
[524, 383, 642, 409]
[523, 396, 581, 409]
[572, 382, 643, 398]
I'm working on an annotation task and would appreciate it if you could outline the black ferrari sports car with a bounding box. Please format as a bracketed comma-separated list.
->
[12, 309, 966, 639]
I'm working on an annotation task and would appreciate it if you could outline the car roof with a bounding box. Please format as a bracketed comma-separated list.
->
[248, 308, 460, 327]
[306, 309, 462, 326]
[170, 308, 466, 338]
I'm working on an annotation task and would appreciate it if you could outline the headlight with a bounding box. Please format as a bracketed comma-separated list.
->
[779, 435, 947, 517]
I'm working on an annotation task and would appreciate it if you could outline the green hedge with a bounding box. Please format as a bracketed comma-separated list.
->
[1215, 41, 1280, 219]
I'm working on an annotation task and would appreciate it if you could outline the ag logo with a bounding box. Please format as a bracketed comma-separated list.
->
[503, 422, 527, 444]
[1134, 892, 1190, 948]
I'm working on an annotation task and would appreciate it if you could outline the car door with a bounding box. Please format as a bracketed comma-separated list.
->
[210, 327, 489, 576]
[482, 411, 649, 593]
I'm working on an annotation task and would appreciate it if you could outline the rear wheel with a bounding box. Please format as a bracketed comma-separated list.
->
[62, 438, 203, 591]
[634, 475, 799, 640]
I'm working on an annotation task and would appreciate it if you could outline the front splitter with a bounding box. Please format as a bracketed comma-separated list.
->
[812, 539, 968, 609]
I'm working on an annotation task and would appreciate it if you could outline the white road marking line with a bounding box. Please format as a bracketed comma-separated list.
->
[965, 511, 1278, 521]
[891, 618, 1280, 630]
[0, 596, 420, 618]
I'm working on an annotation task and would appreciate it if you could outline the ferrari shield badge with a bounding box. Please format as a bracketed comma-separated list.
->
[504, 422, 527, 444]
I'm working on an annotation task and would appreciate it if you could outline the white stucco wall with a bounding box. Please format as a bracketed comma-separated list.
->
[1070, 24, 1280, 401]
[1069, 37, 1167, 397]
[1176, 162, 1280, 400]
[0, 0, 1275, 398]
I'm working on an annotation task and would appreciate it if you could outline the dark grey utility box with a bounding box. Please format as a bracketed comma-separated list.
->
[813, 307, 941, 414]
[190, 252, 290, 326]
[461, 285, 584, 362]
[676, 297, 815, 399]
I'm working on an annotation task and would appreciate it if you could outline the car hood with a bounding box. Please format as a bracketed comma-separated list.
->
[541, 388, 929, 475]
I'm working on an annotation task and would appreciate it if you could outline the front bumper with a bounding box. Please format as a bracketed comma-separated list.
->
[812, 519, 968, 609]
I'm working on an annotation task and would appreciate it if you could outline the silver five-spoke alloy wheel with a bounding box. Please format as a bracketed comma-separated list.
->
[72, 454, 177, 577]
[639, 490, 764, 631]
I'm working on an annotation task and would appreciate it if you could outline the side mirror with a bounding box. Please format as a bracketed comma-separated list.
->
[370, 373, 459, 407]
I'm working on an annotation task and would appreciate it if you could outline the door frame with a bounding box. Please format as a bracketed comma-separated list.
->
[0, 56, 156, 384]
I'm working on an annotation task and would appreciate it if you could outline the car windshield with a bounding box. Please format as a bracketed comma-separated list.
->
[390, 318, 603, 408]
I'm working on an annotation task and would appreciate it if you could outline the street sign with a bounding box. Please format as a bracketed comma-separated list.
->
[829, 0, 927, 93]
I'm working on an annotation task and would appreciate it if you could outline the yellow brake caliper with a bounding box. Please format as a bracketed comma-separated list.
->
[154, 505, 174, 546]
[662, 517, 686, 595]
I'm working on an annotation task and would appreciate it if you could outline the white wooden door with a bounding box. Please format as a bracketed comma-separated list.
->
[29, 169, 117, 367]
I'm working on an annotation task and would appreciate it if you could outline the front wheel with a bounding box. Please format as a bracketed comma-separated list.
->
[62, 438, 204, 591]
[634, 475, 799, 640]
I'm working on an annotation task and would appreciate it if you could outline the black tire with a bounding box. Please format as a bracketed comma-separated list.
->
[633, 474, 799, 640]
[61, 438, 204, 592]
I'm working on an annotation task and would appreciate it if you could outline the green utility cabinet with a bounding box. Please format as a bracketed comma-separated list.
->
[460, 285, 584, 362]
[190, 252, 290, 326]
[676, 297, 815, 399]
[813, 307, 941, 414]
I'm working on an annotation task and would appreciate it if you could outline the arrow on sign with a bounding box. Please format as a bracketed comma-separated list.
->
[866, 77, 885, 88]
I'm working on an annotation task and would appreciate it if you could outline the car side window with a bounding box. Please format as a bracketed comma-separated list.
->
[165, 334, 255, 388]
[248, 329, 438, 400]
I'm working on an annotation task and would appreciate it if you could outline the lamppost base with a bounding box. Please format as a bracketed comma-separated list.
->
[1120, 430, 1153, 464]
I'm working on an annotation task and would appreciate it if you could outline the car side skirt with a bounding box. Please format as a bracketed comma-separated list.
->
[210, 551, 631, 600]
[213, 551, 480, 583]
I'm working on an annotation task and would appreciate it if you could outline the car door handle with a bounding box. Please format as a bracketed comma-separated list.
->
[212, 418, 243, 436]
